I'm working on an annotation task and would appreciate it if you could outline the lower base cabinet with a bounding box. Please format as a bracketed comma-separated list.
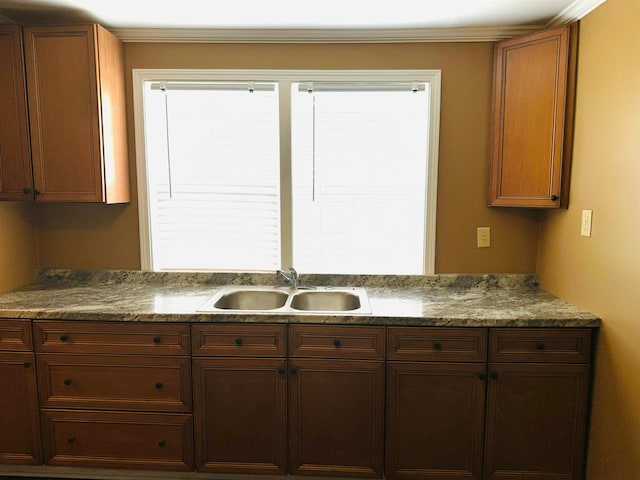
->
[0, 321, 595, 480]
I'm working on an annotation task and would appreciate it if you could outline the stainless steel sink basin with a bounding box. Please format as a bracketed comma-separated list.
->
[213, 289, 288, 310]
[289, 290, 361, 311]
[198, 286, 370, 314]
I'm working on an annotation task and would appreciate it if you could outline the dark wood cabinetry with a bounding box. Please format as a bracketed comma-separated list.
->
[386, 328, 487, 480]
[484, 329, 592, 480]
[289, 325, 385, 478]
[192, 324, 287, 475]
[0, 320, 41, 464]
[489, 24, 578, 208]
[0, 26, 32, 201]
[0, 320, 595, 480]
[33, 320, 193, 471]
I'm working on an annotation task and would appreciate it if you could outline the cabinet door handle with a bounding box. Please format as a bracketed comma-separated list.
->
[64, 379, 72, 386]
[278, 367, 286, 375]
[34, 189, 41, 196]
[68, 436, 76, 444]
[433, 342, 443, 350]
[153, 336, 161, 344]
[23, 187, 31, 195]
[536, 342, 546, 350]
[551, 194, 559, 201]
[333, 339, 341, 348]
[491, 372, 499, 380]
[235, 338, 243, 346]
[290, 367, 298, 375]
[158, 440, 166, 448]
[478, 373, 486, 380]
[60, 334, 69, 342]
[23, 361, 32, 368]
[155, 382, 163, 389]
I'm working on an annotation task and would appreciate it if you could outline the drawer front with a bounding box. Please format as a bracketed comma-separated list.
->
[37, 354, 191, 412]
[34, 321, 190, 355]
[490, 328, 592, 363]
[41, 409, 193, 471]
[289, 325, 385, 360]
[0, 319, 32, 351]
[388, 327, 488, 362]
[192, 324, 286, 357]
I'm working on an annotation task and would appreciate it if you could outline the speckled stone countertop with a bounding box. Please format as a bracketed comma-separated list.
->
[0, 270, 600, 327]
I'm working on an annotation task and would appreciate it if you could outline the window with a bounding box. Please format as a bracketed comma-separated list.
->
[134, 70, 441, 274]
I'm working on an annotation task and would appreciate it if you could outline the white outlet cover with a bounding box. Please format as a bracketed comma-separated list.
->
[581, 210, 592, 237]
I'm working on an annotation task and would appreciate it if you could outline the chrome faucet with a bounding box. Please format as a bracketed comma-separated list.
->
[277, 267, 299, 289]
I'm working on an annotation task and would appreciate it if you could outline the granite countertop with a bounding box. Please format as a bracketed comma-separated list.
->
[0, 270, 600, 327]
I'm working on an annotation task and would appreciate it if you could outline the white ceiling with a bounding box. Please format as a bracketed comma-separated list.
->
[0, 0, 606, 42]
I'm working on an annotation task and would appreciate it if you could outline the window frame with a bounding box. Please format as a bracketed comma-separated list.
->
[132, 69, 441, 274]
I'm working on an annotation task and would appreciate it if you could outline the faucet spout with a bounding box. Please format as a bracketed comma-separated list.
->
[277, 267, 299, 289]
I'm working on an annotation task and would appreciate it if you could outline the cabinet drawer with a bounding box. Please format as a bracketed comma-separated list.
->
[37, 354, 191, 412]
[41, 409, 193, 471]
[289, 325, 385, 360]
[490, 328, 592, 363]
[192, 324, 286, 357]
[34, 321, 190, 355]
[0, 319, 32, 351]
[388, 327, 487, 362]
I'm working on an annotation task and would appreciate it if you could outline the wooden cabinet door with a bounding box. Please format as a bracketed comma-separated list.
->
[289, 358, 384, 478]
[23, 24, 129, 203]
[489, 24, 578, 208]
[484, 363, 590, 480]
[386, 362, 486, 480]
[193, 357, 287, 475]
[0, 352, 42, 464]
[0, 26, 33, 201]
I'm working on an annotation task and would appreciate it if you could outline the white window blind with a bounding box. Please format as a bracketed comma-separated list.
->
[290, 82, 429, 274]
[143, 81, 281, 271]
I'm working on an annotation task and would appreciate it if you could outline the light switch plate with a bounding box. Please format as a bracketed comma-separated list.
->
[581, 210, 593, 237]
[477, 227, 491, 248]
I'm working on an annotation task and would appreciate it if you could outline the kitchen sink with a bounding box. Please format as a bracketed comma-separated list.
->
[289, 290, 361, 311]
[213, 289, 289, 310]
[198, 286, 370, 314]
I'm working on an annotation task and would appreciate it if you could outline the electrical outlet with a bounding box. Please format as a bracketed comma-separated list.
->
[477, 227, 491, 248]
[581, 210, 593, 237]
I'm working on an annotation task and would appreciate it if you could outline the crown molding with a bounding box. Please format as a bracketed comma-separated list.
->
[547, 0, 607, 26]
[112, 25, 546, 44]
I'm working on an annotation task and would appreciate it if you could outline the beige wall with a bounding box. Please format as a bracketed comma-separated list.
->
[33, 41, 541, 273]
[537, 0, 640, 477]
[0, 203, 37, 291]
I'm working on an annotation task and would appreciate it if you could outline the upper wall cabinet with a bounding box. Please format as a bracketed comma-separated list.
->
[489, 24, 578, 208]
[0, 25, 33, 201]
[23, 24, 130, 203]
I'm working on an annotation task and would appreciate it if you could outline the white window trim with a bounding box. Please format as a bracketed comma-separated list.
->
[132, 69, 441, 274]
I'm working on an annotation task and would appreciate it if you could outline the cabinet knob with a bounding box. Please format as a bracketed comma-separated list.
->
[23, 187, 31, 195]
[478, 373, 486, 380]
[290, 367, 298, 375]
[60, 334, 69, 342]
[153, 336, 161, 344]
[235, 338, 243, 346]
[64, 379, 72, 386]
[333, 339, 341, 348]
[536, 342, 546, 350]
[155, 382, 163, 390]
[551, 194, 559, 201]
[278, 367, 286, 375]
[433, 342, 443, 350]
[68, 437, 76, 444]
[491, 372, 499, 380]
[158, 440, 166, 448]
[34, 189, 41, 196]
[23, 361, 32, 368]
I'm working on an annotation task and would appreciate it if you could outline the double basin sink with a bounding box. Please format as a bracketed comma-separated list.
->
[198, 286, 371, 314]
